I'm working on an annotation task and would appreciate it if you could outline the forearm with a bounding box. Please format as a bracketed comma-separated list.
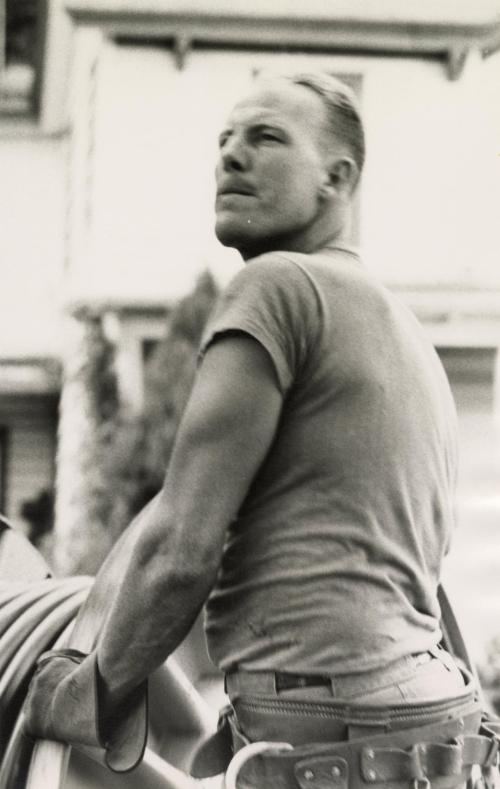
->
[95, 493, 219, 708]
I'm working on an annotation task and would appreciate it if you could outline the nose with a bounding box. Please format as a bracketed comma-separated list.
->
[219, 134, 250, 173]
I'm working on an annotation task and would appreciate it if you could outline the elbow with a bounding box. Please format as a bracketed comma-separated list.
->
[131, 492, 223, 597]
[173, 540, 221, 595]
[136, 522, 221, 600]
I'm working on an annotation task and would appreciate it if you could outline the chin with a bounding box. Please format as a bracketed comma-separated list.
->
[215, 218, 255, 250]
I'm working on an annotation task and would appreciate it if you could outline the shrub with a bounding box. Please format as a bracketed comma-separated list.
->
[96, 271, 219, 554]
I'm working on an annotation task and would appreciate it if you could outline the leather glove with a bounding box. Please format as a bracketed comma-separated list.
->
[23, 649, 147, 772]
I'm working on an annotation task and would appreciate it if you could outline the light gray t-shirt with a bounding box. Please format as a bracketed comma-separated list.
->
[200, 245, 458, 676]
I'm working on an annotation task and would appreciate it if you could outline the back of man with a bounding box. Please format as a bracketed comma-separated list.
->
[203, 243, 458, 687]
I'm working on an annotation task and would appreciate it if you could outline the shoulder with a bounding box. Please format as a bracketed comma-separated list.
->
[201, 252, 321, 392]
[244, 249, 317, 274]
[224, 251, 318, 300]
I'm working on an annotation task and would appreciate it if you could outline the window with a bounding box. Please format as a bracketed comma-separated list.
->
[0, 0, 46, 116]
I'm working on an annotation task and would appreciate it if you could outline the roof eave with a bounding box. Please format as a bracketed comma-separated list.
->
[64, 2, 500, 79]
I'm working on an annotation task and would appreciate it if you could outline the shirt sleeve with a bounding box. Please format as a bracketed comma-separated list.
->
[199, 254, 320, 395]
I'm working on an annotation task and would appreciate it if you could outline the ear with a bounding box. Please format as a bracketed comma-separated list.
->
[321, 156, 359, 198]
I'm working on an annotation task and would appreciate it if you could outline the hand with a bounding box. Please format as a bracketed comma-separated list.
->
[23, 649, 102, 748]
[23, 649, 148, 772]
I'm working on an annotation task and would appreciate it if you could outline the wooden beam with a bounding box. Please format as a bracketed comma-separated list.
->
[64, 9, 491, 52]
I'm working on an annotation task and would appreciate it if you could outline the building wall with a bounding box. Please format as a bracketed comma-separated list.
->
[0, 133, 67, 358]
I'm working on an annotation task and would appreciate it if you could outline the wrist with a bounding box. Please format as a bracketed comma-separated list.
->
[95, 653, 149, 772]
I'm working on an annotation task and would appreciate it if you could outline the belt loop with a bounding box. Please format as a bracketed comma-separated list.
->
[430, 644, 456, 672]
[226, 670, 279, 697]
[412, 780, 431, 789]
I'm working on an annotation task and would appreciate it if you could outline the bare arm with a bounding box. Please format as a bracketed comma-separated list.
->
[95, 334, 283, 711]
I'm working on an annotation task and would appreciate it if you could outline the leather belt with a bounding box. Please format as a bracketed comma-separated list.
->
[226, 670, 332, 695]
[225, 651, 435, 698]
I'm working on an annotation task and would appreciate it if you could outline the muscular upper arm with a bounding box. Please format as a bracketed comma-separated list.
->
[159, 333, 283, 569]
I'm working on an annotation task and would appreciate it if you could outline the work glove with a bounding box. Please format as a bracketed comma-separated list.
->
[23, 648, 147, 772]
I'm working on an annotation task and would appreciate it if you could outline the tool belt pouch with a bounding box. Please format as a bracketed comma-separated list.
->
[31, 649, 148, 773]
[230, 705, 500, 789]
[190, 704, 235, 778]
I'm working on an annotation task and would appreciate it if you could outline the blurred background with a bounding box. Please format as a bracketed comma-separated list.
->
[0, 0, 499, 688]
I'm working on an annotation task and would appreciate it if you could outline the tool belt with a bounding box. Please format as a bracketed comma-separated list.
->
[192, 670, 500, 789]
[225, 709, 500, 789]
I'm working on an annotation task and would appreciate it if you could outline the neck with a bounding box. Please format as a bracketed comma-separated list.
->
[239, 208, 351, 262]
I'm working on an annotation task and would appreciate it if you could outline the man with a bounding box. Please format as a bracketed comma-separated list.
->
[24, 74, 482, 787]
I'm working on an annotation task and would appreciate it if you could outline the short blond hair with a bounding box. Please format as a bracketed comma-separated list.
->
[286, 72, 365, 174]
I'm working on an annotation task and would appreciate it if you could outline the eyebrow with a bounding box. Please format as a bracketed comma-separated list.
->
[218, 126, 234, 145]
[252, 122, 286, 133]
[218, 121, 287, 143]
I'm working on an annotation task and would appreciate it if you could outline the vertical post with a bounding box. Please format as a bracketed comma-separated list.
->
[52, 313, 118, 576]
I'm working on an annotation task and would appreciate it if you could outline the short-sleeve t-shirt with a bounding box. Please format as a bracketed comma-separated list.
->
[200, 244, 458, 676]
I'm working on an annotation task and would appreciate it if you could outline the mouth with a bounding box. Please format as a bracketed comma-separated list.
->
[217, 183, 256, 197]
